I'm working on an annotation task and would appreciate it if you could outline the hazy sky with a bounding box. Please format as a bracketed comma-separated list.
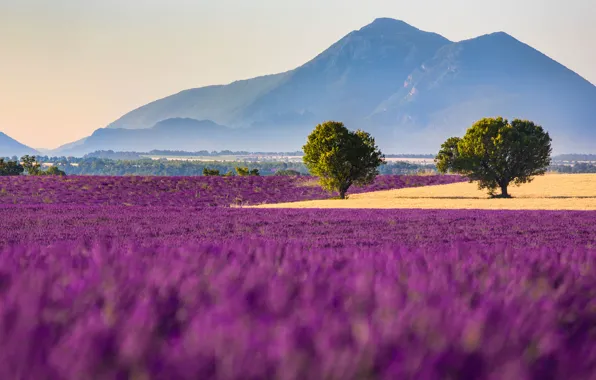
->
[1, 0, 594, 149]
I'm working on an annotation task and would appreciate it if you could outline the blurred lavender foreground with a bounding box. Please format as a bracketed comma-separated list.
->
[0, 240, 595, 379]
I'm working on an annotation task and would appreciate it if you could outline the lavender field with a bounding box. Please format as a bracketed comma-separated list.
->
[1, 206, 595, 250]
[2, 175, 596, 379]
[0, 174, 464, 207]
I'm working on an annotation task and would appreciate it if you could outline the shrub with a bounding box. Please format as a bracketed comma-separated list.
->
[202, 168, 220, 176]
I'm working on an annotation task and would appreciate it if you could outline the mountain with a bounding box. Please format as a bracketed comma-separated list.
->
[0, 132, 38, 157]
[107, 18, 450, 133]
[56, 18, 596, 155]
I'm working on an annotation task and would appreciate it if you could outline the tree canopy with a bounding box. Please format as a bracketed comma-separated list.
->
[303, 121, 385, 199]
[435, 117, 552, 197]
[0, 158, 24, 176]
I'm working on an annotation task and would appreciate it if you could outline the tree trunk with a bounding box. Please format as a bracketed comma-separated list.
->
[500, 184, 509, 198]
[338, 184, 350, 199]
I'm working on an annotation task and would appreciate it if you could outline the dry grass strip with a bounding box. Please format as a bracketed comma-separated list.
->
[251, 174, 596, 210]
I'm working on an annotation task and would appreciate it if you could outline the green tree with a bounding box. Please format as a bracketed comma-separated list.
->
[21, 155, 42, 175]
[0, 158, 24, 176]
[303, 121, 385, 199]
[435, 117, 552, 198]
[249, 169, 260, 176]
[235, 166, 250, 176]
[202, 168, 220, 176]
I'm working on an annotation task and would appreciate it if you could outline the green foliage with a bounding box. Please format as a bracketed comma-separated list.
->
[20, 156, 66, 176]
[21, 155, 42, 175]
[22, 156, 432, 176]
[235, 166, 250, 176]
[435, 117, 552, 197]
[43, 166, 66, 176]
[275, 169, 302, 176]
[234, 167, 261, 176]
[302, 121, 385, 199]
[552, 154, 596, 162]
[435, 137, 462, 174]
[202, 168, 221, 176]
[550, 163, 596, 173]
[0, 158, 24, 176]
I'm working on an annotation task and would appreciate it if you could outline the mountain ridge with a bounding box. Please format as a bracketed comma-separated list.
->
[52, 18, 596, 155]
[0, 132, 39, 157]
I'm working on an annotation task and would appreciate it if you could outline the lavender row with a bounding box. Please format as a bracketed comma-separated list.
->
[1, 240, 595, 379]
[0, 175, 464, 207]
[1, 206, 595, 249]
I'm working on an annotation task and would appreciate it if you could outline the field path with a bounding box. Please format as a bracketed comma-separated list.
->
[251, 174, 596, 210]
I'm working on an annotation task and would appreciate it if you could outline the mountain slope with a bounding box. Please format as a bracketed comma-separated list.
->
[368, 32, 596, 152]
[59, 18, 596, 155]
[107, 73, 290, 130]
[0, 132, 38, 157]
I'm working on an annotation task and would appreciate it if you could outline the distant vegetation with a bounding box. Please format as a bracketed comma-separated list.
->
[275, 169, 302, 176]
[201, 167, 260, 176]
[436, 117, 552, 198]
[11, 150, 588, 163]
[4, 157, 428, 176]
[202, 168, 221, 176]
[82, 149, 435, 160]
[0, 155, 65, 176]
[385, 154, 435, 158]
[550, 162, 596, 173]
[83, 150, 304, 160]
[552, 154, 596, 162]
[4, 154, 592, 176]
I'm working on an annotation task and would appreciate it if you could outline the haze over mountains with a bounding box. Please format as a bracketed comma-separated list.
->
[3, 18, 595, 157]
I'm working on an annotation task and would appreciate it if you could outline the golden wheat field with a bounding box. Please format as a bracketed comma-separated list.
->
[252, 174, 596, 210]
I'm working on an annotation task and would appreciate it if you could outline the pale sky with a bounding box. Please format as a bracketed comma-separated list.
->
[1, 0, 594, 149]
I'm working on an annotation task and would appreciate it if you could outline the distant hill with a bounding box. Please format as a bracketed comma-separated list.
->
[0, 132, 38, 157]
[53, 18, 596, 155]
[55, 118, 250, 156]
[52, 136, 88, 157]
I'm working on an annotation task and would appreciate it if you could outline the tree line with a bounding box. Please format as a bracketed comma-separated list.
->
[6, 158, 428, 176]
